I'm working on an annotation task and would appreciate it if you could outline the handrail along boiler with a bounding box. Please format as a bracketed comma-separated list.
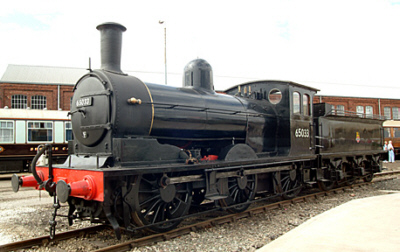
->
[11, 22, 385, 239]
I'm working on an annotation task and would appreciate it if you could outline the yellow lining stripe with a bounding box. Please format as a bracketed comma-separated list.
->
[141, 82, 154, 135]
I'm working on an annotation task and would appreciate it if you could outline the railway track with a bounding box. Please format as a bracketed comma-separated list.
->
[1, 170, 399, 252]
[0, 225, 109, 251]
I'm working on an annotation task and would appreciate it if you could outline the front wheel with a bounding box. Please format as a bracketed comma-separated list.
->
[131, 174, 193, 232]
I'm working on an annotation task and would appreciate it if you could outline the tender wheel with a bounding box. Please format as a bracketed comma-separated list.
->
[318, 163, 335, 191]
[219, 174, 257, 213]
[131, 174, 192, 232]
[280, 169, 302, 199]
[342, 162, 355, 185]
[362, 161, 374, 182]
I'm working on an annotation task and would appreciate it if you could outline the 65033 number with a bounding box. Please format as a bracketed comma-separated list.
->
[295, 128, 310, 138]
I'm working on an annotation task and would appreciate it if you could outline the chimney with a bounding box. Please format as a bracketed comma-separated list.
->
[96, 22, 126, 74]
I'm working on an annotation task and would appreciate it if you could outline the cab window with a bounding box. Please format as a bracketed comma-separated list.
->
[303, 94, 310, 116]
[293, 92, 300, 114]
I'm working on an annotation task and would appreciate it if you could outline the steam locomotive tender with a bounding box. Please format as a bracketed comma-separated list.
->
[11, 22, 384, 239]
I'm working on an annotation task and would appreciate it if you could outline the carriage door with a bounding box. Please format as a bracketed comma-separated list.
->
[290, 90, 314, 156]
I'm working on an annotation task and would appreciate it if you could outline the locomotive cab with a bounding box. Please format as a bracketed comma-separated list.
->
[225, 81, 318, 157]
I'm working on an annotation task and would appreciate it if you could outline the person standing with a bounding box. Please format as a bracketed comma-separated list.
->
[383, 141, 388, 162]
[388, 141, 395, 163]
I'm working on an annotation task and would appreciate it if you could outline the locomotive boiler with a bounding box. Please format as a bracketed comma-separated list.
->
[11, 22, 385, 239]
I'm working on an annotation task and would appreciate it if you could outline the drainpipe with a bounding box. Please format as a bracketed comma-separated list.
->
[378, 99, 381, 118]
[57, 85, 60, 110]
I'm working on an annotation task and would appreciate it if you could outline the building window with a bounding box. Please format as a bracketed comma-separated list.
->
[384, 107, 391, 119]
[366, 106, 373, 118]
[11, 95, 27, 109]
[293, 92, 300, 114]
[336, 105, 345, 116]
[0, 121, 14, 143]
[31, 95, 47, 110]
[303, 94, 310, 116]
[65, 122, 74, 141]
[356, 106, 364, 117]
[27, 121, 53, 142]
[393, 107, 399, 120]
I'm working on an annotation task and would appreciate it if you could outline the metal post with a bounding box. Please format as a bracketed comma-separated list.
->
[164, 26, 167, 85]
[159, 20, 167, 85]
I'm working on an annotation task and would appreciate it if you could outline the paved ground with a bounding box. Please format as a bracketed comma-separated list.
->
[258, 184, 400, 251]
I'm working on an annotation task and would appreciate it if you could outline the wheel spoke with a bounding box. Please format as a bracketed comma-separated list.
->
[143, 198, 163, 218]
[151, 202, 164, 224]
[138, 188, 158, 194]
[139, 194, 161, 207]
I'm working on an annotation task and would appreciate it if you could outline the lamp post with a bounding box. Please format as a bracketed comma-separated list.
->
[159, 20, 167, 85]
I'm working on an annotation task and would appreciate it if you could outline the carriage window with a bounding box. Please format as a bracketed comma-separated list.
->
[28, 121, 53, 142]
[11, 94, 27, 109]
[0, 121, 14, 143]
[268, 89, 282, 104]
[394, 128, 400, 138]
[31, 95, 47, 110]
[303, 94, 310, 116]
[65, 122, 74, 141]
[293, 92, 300, 114]
[384, 128, 391, 138]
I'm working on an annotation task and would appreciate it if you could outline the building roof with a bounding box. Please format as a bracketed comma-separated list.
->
[0, 64, 89, 85]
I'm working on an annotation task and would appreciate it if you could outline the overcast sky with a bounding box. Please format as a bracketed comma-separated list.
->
[1, 0, 400, 98]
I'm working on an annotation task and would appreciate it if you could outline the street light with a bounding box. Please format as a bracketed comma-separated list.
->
[159, 20, 167, 85]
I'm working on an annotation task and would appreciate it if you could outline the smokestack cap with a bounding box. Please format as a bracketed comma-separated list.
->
[96, 22, 127, 32]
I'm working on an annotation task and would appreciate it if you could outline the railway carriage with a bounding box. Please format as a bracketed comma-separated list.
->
[11, 22, 385, 239]
[0, 109, 71, 173]
[383, 120, 400, 157]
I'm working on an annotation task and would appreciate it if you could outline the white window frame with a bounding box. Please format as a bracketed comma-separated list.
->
[11, 94, 27, 109]
[31, 95, 47, 110]
[0, 120, 14, 143]
[384, 106, 391, 120]
[366, 106, 373, 118]
[356, 106, 364, 117]
[336, 105, 345, 116]
[393, 107, 399, 120]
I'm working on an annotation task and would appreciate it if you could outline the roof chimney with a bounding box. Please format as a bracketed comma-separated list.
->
[96, 22, 126, 74]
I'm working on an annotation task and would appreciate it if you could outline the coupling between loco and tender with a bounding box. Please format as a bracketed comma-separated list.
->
[11, 22, 385, 239]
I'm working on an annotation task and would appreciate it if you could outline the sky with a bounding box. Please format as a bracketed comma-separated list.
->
[1, 0, 400, 98]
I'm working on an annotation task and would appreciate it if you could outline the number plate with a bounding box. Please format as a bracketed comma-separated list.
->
[76, 97, 93, 108]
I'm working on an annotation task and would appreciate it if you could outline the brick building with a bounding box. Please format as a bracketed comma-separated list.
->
[314, 95, 400, 120]
[0, 65, 87, 111]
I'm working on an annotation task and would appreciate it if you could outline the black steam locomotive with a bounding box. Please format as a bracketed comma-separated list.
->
[12, 22, 384, 239]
